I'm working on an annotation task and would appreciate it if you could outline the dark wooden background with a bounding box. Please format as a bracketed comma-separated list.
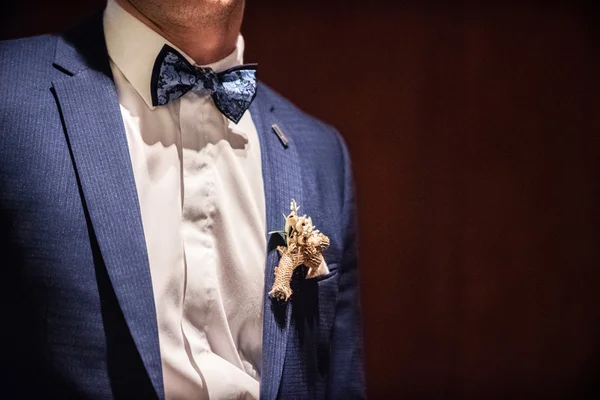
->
[2, 1, 599, 398]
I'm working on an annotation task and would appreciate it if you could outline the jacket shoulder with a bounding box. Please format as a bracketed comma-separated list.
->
[0, 34, 59, 76]
[257, 83, 336, 131]
[256, 82, 354, 212]
[257, 82, 347, 157]
[0, 34, 64, 103]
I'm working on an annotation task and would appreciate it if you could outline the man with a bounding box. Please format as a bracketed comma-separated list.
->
[0, 0, 364, 398]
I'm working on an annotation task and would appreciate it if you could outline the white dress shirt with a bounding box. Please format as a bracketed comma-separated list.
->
[103, 1, 266, 398]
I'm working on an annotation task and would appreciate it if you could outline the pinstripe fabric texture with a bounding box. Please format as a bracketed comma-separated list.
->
[0, 15, 364, 400]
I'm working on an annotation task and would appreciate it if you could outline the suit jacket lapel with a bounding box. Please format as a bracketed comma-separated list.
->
[251, 85, 304, 400]
[51, 19, 164, 399]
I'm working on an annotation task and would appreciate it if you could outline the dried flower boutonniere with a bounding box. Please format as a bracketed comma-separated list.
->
[268, 200, 330, 301]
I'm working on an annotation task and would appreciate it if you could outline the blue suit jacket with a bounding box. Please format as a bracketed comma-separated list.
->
[0, 15, 364, 400]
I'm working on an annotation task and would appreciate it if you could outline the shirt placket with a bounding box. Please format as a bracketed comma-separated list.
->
[179, 92, 219, 392]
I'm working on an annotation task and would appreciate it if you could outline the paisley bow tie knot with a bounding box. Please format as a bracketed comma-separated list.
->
[151, 45, 258, 123]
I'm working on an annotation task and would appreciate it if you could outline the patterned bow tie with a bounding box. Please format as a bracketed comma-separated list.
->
[150, 44, 258, 124]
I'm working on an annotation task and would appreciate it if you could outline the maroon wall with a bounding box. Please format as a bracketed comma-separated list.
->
[3, 1, 600, 398]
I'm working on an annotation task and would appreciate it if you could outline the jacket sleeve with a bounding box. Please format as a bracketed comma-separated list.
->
[327, 132, 366, 399]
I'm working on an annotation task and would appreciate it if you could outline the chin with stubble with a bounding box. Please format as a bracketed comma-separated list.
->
[125, 0, 245, 29]
[116, 0, 246, 64]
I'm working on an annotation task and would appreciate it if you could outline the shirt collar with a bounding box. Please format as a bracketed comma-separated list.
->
[102, 0, 245, 110]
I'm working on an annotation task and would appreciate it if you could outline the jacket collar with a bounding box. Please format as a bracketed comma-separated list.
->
[53, 13, 111, 77]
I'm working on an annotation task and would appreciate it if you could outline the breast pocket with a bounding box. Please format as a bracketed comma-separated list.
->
[307, 259, 339, 281]
[289, 262, 340, 356]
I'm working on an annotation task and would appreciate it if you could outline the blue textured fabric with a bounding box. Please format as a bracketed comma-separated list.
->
[151, 44, 257, 123]
[0, 14, 364, 400]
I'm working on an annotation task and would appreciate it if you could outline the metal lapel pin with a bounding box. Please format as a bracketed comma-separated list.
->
[271, 124, 289, 148]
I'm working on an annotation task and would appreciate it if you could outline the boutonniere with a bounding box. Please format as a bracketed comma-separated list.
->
[268, 200, 330, 301]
